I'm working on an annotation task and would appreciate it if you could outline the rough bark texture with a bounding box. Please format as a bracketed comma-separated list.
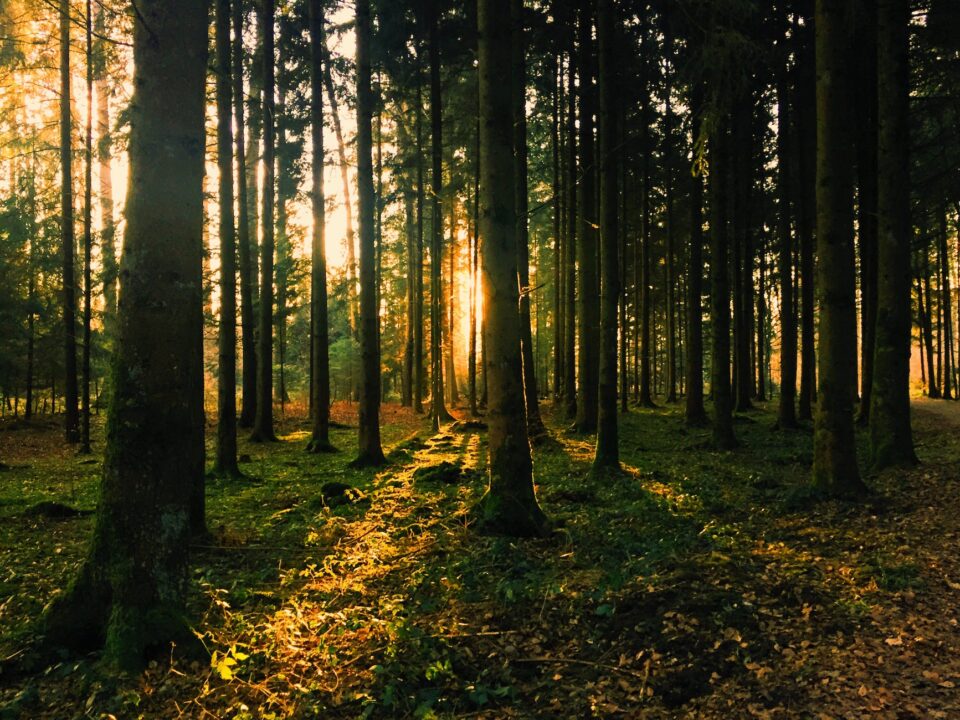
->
[250, 0, 277, 443]
[474, 0, 548, 537]
[594, 0, 619, 470]
[812, 0, 866, 496]
[869, 0, 915, 469]
[353, 0, 385, 466]
[43, 0, 208, 669]
[214, 0, 240, 477]
[307, 0, 334, 453]
[94, 4, 116, 339]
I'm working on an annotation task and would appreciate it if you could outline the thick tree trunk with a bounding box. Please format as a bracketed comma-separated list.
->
[307, 0, 334, 453]
[250, 0, 277, 443]
[43, 0, 208, 669]
[475, 0, 548, 537]
[594, 0, 619, 470]
[512, 0, 546, 440]
[59, 0, 79, 444]
[214, 0, 240, 476]
[233, 0, 257, 429]
[869, 0, 916, 469]
[812, 0, 866, 496]
[353, 0, 385, 466]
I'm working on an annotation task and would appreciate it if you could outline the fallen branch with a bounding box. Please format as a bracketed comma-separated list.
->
[513, 656, 650, 682]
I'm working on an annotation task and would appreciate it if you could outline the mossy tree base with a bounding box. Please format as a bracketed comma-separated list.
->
[471, 490, 550, 538]
[306, 439, 338, 454]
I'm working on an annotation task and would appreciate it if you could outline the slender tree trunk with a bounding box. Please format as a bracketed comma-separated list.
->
[43, 0, 208, 668]
[512, 0, 546, 439]
[870, 0, 916, 467]
[685, 82, 707, 425]
[59, 0, 79, 444]
[475, 0, 548, 537]
[429, 11, 451, 430]
[638, 20, 654, 407]
[213, 0, 240, 477]
[414, 52, 426, 414]
[25, 146, 37, 421]
[664, 40, 677, 405]
[80, 0, 93, 454]
[234, 0, 257, 429]
[402, 153, 415, 408]
[552, 51, 563, 405]
[939, 209, 953, 399]
[777, 61, 798, 428]
[594, 0, 619, 470]
[710, 115, 736, 449]
[446, 203, 458, 404]
[250, 0, 277, 442]
[352, 0, 385, 466]
[812, 0, 865, 496]
[563, 37, 577, 420]
[308, 0, 334, 453]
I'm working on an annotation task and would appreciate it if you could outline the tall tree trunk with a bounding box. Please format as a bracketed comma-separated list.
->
[322, 33, 359, 335]
[42, 0, 208, 669]
[475, 0, 548, 537]
[870, 0, 915, 467]
[638, 19, 654, 408]
[414, 51, 426, 414]
[939, 210, 953, 399]
[812, 0, 865, 496]
[552, 51, 563, 404]
[777, 59, 798, 428]
[59, 0, 79, 444]
[307, 0, 334, 453]
[275, 84, 290, 412]
[25, 145, 37, 421]
[250, 0, 277, 442]
[402, 136, 415, 408]
[234, 0, 257, 429]
[594, 0, 619, 470]
[685, 81, 707, 425]
[513, 0, 546, 439]
[428, 10, 451, 430]
[664, 38, 677, 404]
[710, 115, 736, 449]
[469, 121, 480, 417]
[919, 260, 939, 397]
[353, 0, 385, 466]
[732, 99, 754, 412]
[855, 0, 879, 423]
[214, 0, 241, 477]
[446, 199, 458, 404]
[563, 37, 577, 420]
[80, 0, 93, 454]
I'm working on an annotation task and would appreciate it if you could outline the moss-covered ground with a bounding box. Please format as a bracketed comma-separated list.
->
[1, 398, 959, 718]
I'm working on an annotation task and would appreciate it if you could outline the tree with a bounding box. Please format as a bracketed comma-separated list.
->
[593, 0, 619, 471]
[250, 0, 277, 443]
[685, 81, 707, 426]
[812, 0, 866, 496]
[352, 0, 385, 467]
[475, 0, 548, 538]
[59, 0, 79, 444]
[42, 0, 209, 669]
[776, 49, 798, 430]
[213, 0, 241, 478]
[234, 0, 257, 430]
[80, 0, 93, 453]
[869, 0, 916, 469]
[307, 0, 335, 454]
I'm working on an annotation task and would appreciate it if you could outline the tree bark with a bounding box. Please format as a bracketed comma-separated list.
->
[353, 0, 385, 466]
[59, 0, 79, 444]
[80, 0, 93, 454]
[43, 0, 208, 669]
[563, 35, 577, 420]
[812, 0, 866, 496]
[250, 0, 277, 442]
[475, 0, 548, 537]
[869, 0, 916, 468]
[777, 61, 798, 428]
[685, 81, 707, 425]
[214, 0, 241, 476]
[594, 0, 619, 470]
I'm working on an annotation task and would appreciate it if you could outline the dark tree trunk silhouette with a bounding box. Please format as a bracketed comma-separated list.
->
[352, 0, 385, 467]
[685, 81, 707, 426]
[474, 0, 548, 537]
[869, 0, 916, 469]
[777, 60, 798, 429]
[43, 0, 208, 669]
[80, 0, 93, 454]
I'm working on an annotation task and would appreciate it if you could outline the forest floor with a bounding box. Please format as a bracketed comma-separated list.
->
[1, 398, 960, 719]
